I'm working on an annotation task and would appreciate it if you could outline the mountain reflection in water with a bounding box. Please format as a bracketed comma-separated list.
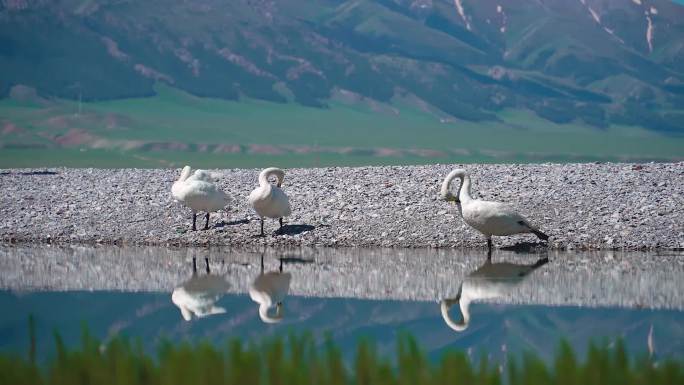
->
[0, 245, 682, 363]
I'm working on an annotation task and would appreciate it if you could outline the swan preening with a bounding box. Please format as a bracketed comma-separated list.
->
[440, 169, 548, 252]
[169, 165, 549, 249]
[249, 256, 292, 323]
[248, 167, 292, 236]
[171, 257, 231, 321]
[172, 166, 231, 231]
[440, 257, 549, 332]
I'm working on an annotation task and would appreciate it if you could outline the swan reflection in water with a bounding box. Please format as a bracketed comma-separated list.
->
[440, 256, 549, 332]
[250, 255, 292, 323]
[171, 257, 231, 321]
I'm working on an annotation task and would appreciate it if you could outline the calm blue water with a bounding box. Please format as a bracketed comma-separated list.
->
[1, 245, 683, 364]
[1, 291, 682, 364]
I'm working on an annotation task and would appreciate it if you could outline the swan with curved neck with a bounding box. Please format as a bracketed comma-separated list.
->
[248, 167, 292, 236]
[440, 169, 548, 252]
[440, 257, 549, 332]
[249, 256, 291, 324]
[171, 257, 231, 321]
[172, 165, 231, 231]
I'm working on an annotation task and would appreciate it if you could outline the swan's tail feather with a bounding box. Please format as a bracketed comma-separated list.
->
[518, 221, 549, 241]
[531, 229, 549, 241]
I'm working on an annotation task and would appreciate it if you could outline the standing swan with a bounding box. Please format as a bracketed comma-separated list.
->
[440, 169, 548, 252]
[440, 257, 549, 332]
[249, 255, 292, 323]
[171, 165, 231, 231]
[248, 167, 292, 236]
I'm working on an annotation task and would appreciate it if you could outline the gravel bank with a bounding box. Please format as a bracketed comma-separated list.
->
[2, 245, 683, 309]
[0, 163, 682, 249]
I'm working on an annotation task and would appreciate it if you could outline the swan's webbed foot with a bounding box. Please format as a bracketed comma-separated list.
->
[191, 213, 197, 231]
[203, 212, 210, 230]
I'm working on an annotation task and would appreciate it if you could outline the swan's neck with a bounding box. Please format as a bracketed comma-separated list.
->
[179, 166, 192, 182]
[459, 174, 473, 203]
[440, 296, 471, 332]
[440, 169, 473, 203]
[259, 168, 285, 187]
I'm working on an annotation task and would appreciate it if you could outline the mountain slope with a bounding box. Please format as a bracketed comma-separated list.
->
[0, 0, 683, 132]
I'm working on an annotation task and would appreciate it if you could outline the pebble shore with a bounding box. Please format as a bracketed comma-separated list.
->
[0, 163, 682, 250]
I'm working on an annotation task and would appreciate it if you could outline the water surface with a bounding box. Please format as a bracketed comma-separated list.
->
[1, 245, 682, 364]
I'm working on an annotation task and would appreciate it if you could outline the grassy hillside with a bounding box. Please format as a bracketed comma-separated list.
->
[1, 0, 683, 134]
[0, 85, 682, 168]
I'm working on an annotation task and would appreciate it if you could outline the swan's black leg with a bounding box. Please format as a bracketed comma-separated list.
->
[487, 238, 493, 260]
[279, 218, 283, 228]
[204, 212, 210, 230]
[279, 257, 283, 273]
[192, 213, 197, 231]
[260, 218, 265, 237]
[205, 257, 210, 274]
[192, 257, 197, 273]
[260, 254, 265, 274]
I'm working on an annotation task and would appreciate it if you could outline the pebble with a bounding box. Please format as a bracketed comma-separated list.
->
[0, 162, 682, 250]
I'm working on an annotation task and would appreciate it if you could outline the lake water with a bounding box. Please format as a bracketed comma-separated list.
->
[1, 245, 682, 364]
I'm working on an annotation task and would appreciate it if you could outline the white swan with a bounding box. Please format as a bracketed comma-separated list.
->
[440, 169, 548, 251]
[171, 257, 231, 321]
[248, 167, 292, 236]
[440, 257, 548, 332]
[171, 165, 231, 231]
[249, 256, 292, 323]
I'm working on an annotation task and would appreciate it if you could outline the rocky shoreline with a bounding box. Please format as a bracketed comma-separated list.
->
[0, 163, 682, 250]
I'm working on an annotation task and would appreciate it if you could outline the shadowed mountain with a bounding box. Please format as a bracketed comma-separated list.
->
[0, 0, 683, 132]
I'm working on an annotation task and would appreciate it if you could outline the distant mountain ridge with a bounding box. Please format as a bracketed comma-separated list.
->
[1, 0, 683, 131]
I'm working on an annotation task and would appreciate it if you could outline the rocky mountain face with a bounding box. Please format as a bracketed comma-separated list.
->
[1, 0, 683, 131]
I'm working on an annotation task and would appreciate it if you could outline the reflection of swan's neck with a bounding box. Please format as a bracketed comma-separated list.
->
[258, 303, 283, 324]
[179, 306, 193, 321]
[440, 297, 471, 332]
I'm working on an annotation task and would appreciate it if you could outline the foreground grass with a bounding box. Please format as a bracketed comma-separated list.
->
[0, 330, 681, 385]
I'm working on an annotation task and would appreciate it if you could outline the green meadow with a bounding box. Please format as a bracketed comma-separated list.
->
[1, 85, 682, 168]
[1, 329, 681, 385]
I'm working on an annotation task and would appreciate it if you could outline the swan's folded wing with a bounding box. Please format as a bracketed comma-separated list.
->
[479, 201, 528, 221]
[270, 187, 292, 217]
[465, 200, 531, 235]
[187, 170, 217, 182]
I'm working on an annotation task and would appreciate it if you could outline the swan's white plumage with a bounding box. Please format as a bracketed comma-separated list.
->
[249, 271, 292, 323]
[171, 166, 231, 214]
[248, 167, 292, 219]
[171, 275, 231, 321]
[440, 258, 547, 332]
[440, 169, 546, 241]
